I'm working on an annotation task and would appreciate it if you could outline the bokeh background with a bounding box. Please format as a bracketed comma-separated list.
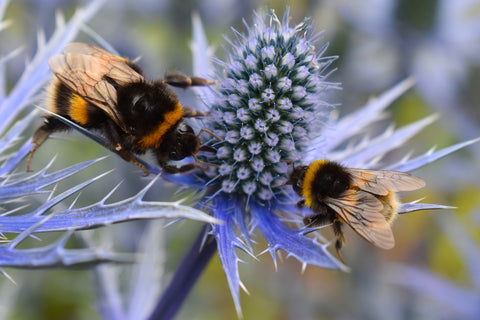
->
[1, 0, 480, 319]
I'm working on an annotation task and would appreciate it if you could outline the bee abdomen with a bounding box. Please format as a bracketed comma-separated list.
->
[46, 79, 106, 127]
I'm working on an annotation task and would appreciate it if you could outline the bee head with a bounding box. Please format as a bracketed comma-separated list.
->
[288, 165, 308, 196]
[158, 121, 200, 161]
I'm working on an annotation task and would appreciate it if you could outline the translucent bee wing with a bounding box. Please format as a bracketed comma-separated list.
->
[346, 168, 425, 196]
[48, 44, 144, 133]
[327, 190, 395, 249]
[48, 54, 124, 131]
[62, 43, 144, 86]
[63, 42, 112, 56]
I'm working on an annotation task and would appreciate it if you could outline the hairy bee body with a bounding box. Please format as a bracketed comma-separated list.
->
[28, 43, 211, 175]
[289, 159, 425, 261]
[46, 78, 108, 128]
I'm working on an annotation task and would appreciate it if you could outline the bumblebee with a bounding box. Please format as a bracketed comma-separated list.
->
[288, 159, 425, 262]
[27, 42, 213, 175]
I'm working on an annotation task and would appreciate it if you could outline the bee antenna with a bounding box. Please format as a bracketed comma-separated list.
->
[281, 159, 295, 169]
[271, 179, 289, 189]
[197, 128, 221, 141]
[132, 55, 142, 63]
[271, 182, 286, 188]
[198, 145, 217, 153]
[271, 160, 295, 188]
[193, 154, 220, 169]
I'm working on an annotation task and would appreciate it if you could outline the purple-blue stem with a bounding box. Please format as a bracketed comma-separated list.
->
[148, 225, 217, 320]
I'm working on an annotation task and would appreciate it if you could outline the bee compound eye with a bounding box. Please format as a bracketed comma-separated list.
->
[131, 95, 141, 106]
[177, 122, 194, 135]
[176, 122, 187, 133]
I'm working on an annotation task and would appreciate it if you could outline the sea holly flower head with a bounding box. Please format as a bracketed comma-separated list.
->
[200, 8, 337, 203]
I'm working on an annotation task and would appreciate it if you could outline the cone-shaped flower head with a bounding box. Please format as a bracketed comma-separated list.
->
[199, 9, 337, 204]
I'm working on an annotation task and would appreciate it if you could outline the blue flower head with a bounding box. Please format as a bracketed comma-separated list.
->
[201, 9, 336, 204]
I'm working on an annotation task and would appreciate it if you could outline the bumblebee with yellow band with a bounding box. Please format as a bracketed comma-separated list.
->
[27, 42, 214, 175]
[288, 159, 425, 263]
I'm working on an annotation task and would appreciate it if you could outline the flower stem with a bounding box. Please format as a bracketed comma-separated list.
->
[148, 225, 217, 320]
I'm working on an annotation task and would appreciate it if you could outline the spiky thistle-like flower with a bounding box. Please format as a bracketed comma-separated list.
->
[202, 12, 336, 203]
[152, 8, 479, 318]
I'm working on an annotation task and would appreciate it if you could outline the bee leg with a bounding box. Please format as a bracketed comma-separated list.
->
[303, 204, 331, 226]
[335, 241, 346, 265]
[332, 220, 346, 264]
[182, 107, 209, 118]
[164, 72, 213, 88]
[27, 117, 69, 171]
[100, 120, 150, 176]
[116, 148, 150, 176]
[160, 162, 200, 174]
[102, 119, 128, 149]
